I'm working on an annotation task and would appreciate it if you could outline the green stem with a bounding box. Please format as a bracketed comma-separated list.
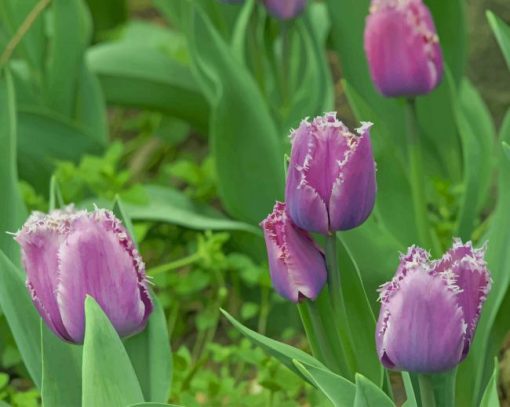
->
[405, 99, 441, 256]
[147, 252, 202, 276]
[428, 369, 457, 407]
[325, 234, 356, 376]
[418, 375, 436, 407]
[257, 285, 270, 335]
[297, 301, 325, 362]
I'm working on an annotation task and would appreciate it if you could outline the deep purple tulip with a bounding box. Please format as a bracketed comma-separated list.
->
[285, 113, 376, 235]
[15, 207, 153, 344]
[364, 0, 444, 97]
[260, 202, 327, 303]
[263, 0, 307, 20]
[376, 240, 491, 373]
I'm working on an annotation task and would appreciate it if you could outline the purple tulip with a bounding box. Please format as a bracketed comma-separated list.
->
[285, 113, 376, 235]
[260, 202, 327, 303]
[15, 207, 153, 344]
[263, 0, 307, 20]
[364, 0, 444, 97]
[376, 240, 491, 373]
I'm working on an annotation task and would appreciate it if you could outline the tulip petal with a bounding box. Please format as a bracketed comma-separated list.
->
[434, 240, 491, 354]
[263, 0, 306, 20]
[261, 202, 327, 302]
[329, 130, 376, 231]
[56, 217, 149, 343]
[364, 0, 443, 97]
[378, 270, 465, 373]
[15, 211, 76, 341]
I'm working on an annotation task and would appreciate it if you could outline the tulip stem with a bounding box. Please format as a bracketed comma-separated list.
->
[297, 301, 326, 363]
[418, 375, 437, 407]
[298, 299, 344, 374]
[405, 99, 440, 256]
[325, 234, 356, 376]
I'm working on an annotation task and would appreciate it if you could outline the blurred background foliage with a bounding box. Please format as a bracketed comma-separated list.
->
[0, 0, 509, 406]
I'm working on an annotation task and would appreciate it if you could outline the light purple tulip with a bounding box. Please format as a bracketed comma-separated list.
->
[263, 0, 307, 20]
[15, 207, 153, 344]
[376, 239, 491, 373]
[364, 0, 444, 97]
[260, 202, 327, 303]
[285, 113, 376, 235]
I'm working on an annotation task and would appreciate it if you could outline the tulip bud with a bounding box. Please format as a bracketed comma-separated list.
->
[364, 0, 444, 97]
[260, 202, 327, 303]
[376, 240, 491, 373]
[15, 207, 153, 344]
[263, 0, 307, 21]
[285, 113, 376, 235]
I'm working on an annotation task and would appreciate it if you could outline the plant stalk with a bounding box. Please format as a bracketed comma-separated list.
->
[325, 234, 356, 376]
[418, 374, 437, 407]
[405, 98, 441, 256]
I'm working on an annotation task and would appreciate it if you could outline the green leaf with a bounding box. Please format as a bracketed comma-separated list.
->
[337, 236, 383, 386]
[187, 2, 284, 225]
[41, 324, 82, 407]
[293, 360, 356, 406]
[354, 374, 395, 407]
[342, 79, 417, 247]
[0, 0, 46, 73]
[221, 309, 326, 385]
[0, 251, 41, 387]
[124, 296, 172, 403]
[450, 74, 496, 239]
[82, 296, 144, 406]
[96, 185, 260, 235]
[112, 196, 136, 240]
[0, 69, 26, 265]
[456, 109, 510, 405]
[75, 63, 109, 145]
[46, 0, 91, 116]
[17, 107, 103, 192]
[487, 11, 510, 70]
[113, 196, 172, 403]
[401, 372, 418, 407]
[85, 0, 127, 34]
[479, 359, 500, 407]
[49, 176, 65, 211]
[87, 42, 209, 133]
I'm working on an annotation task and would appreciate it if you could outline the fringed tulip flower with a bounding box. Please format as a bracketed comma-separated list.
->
[364, 0, 444, 97]
[376, 240, 491, 373]
[263, 0, 307, 20]
[260, 202, 327, 302]
[15, 207, 153, 344]
[285, 113, 376, 235]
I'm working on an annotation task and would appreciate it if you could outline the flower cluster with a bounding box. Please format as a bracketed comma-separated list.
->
[261, 112, 377, 302]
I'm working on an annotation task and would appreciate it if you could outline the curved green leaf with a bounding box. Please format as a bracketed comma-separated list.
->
[294, 360, 355, 407]
[354, 374, 395, 407]
[0, 251, 41, 388]
[221, 309, 325, 385]
[0, 69, 26, 264]
[487, 11, 510, 70]
[479, 359, 500, 407]
[187, 2, 284, 225]
[87, 43, 209, 132]
[82, 297, 144, 406]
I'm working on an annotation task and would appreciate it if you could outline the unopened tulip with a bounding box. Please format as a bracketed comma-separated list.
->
[260, 202, 327, 302]
[15, 207, 153, 344]
[263, 0, 307, 20]
[285, 113, 376, 235]
[376, 240, 491, 373]
[364, 0, 444, 97]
